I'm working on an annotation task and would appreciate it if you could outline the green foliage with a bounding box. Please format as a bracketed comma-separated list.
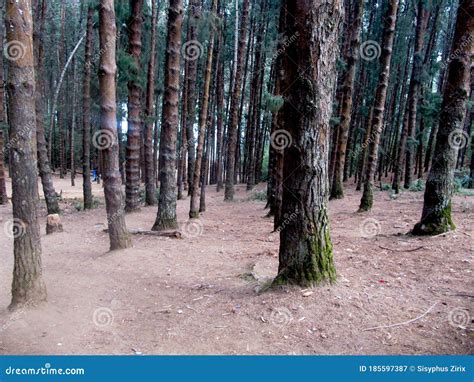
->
[409, 179, 425, 192]
[247, 189, 267, 202]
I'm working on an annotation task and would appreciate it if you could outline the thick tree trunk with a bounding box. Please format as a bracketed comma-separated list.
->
[190, 0, 217, 218]
[98, 0, 132, 250]
[152, 0, 183, 231]
[82, 6, 94, 210]
[125, 0, 144, 212]
[144, 0, 158, 206]
[330, 0, 364, 199]
[274, 0, 342, 287]
[6, 0, 47, 308]
[0, 1, 8, 205]
[413, 0, 473, 235]
[359, 0, 398, 212]
[224, 0, 249, 201]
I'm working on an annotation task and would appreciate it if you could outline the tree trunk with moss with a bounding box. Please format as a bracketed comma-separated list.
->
[152, 0, 183, 231]
[99, 0, 132, 250]
[412, 0, 473, 235]
[6, 0, 47, 308]
[330, 0, 364, 200]
[274, 0, 342, 287]
[359, 0, 398, 212]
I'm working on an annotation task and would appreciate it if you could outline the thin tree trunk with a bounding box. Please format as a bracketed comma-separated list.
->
[224, 0, 249, 201]
[330, 0, 364, 199]
[274, 0, 342, 286]
[152, 0, 183, 231]
[144, 0, 158, 206]
[190, 0, 218, 218]
[404, 0, 430, 189]
[82, 6, 94, 209]
[413, 0, 473, 235]
[359, 0, 399, 211]
[98, 0, 132, 250]
[185, 0, 201, 196]
[6, 0, 47, 308]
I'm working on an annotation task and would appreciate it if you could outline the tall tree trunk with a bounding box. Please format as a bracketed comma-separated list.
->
[274, 0, 342, 286]
[0, 0, 8, 205]
[125, 0, 144, 212]
[190, 0, 217, 218]
[359, 0, 399, 211]
[184, 0, 201, 196]
[413, 0, 473, 235]
[330, 0, 364, 199]
[6, 0, 47, 308]
[144, 0, 158, 206]
[404, 0, 430, 189]
[33, 0, 60, 214]
[58, 0, 66, 178]
[215, 14, 225, 192]
[82, 6, 94, 210]
[224, 0, 249, 201]
[152, 0, 183, 231]
[98, 0, 132, 250]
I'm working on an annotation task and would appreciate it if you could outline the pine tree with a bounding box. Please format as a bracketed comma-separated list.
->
[412, 0, 473, 235]
[125, 0, 144, 212]
[99, 0, 132, 250]
[6, 0, 47, 308]
[359, 0, 399, 212]
[152, 0, 183, 230]
[274, 0, 342, 286]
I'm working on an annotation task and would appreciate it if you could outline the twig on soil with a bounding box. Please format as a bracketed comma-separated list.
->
[361, 302, 438, 331]
[378, 245, 425, 252]
[103, 228, 182, 238]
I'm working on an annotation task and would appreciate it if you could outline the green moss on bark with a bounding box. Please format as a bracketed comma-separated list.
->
[412, 202, 456, 236]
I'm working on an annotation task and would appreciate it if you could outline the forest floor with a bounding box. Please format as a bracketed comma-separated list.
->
[0, 174, 473, 355]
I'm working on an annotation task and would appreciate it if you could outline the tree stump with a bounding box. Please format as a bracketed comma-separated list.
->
[46, 214, 63, 235]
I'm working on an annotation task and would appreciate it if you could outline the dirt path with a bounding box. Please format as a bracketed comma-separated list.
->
[0, 175, 473, 354]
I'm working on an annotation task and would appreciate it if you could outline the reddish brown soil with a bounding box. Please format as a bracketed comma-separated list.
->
[0, 174, 473, 354]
